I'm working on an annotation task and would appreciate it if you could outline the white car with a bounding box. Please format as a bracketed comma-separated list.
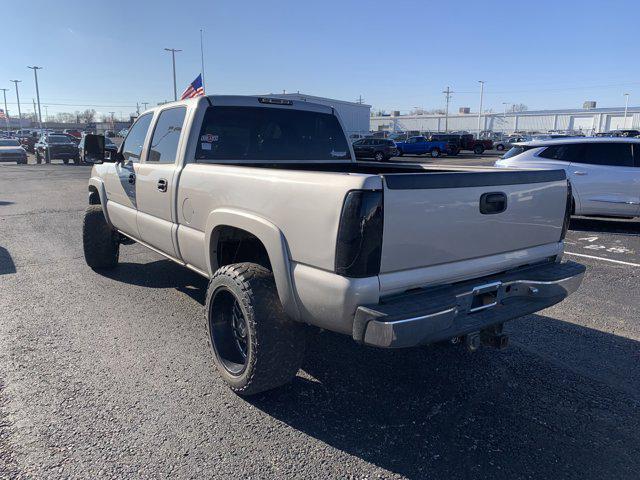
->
[495, 137, 640, 218]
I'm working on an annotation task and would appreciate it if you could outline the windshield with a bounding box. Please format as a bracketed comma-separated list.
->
[48, 135, 72, 144]
[0, 139, 20, 147]
[196, 106, 351, 161]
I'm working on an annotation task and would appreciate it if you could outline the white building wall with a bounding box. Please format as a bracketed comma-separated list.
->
[370, 106, 640, 134]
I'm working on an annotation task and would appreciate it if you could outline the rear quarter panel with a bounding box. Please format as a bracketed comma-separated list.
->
[175, 163, 382, 272]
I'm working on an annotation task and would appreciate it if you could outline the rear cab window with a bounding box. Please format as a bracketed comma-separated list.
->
[195, 106, 351, 161]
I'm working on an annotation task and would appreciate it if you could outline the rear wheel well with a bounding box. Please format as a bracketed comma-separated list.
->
[212, 226, 272, 272]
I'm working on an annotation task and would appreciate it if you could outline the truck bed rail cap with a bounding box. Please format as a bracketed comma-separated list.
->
[383, 169, 566, 190]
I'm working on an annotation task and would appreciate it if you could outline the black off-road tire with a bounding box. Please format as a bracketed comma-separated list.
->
[62, 158, 69, 165]
[82, 205, 119, 270]
[73, 155, 81, 165]
[205, 263, 307, 396]
[474, 145, 485, 155]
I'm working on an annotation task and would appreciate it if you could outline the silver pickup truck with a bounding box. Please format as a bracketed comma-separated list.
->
[82, 95, 585, 395]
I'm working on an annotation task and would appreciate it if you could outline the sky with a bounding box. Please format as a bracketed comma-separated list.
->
[2, 0, 640, 120]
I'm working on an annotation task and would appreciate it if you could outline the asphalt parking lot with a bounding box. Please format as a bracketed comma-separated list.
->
[1, 157, 639, 479]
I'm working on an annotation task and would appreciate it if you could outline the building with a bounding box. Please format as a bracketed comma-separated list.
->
[265, 92, 371, 137]
[370, 105, 640, 136]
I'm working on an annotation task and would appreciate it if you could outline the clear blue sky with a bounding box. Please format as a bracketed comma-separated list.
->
[3, 0, 640, 119]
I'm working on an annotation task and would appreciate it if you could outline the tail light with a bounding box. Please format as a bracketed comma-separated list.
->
[335, 190, 383, 278]
[560, 180, 572, 240]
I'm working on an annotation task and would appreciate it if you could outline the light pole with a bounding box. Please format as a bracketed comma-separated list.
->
[443, 86, 453, 133]
[109, 112, 115, 131]
[502, 102, 510, 134]
[623, 93, 630, 128]
[27, 66, 43, 130]
[10, 80, 22, 130]
[44, 105, 49, 127]
[164, 48, 182, 101]
[0, 88, 9, 134]
[477, 81, 485, 139]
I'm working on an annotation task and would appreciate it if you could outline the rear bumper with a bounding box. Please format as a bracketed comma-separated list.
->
[352, 260, 585, 348]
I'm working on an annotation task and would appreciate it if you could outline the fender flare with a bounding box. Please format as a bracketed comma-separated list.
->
[87, 177, 112, 227]
[204, 208, 301, 321]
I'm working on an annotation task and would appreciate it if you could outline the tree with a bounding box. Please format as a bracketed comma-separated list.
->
[55, 112, 76, 123]
[77, 109, 97, 123]
[509, 103, 528, 113]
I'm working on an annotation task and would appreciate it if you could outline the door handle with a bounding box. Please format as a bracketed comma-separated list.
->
[128, 173, 136, 184]
[157, 178, 168, 192]
[573, 171, 587, 176]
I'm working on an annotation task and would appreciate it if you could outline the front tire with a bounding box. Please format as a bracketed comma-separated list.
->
[474, 145, 485, 155]
[374, 151, 385, 162]
[205, 263, 307, 396]
[430, 148, 441, 158]
[496, 144, 505, 151]
[82, 205, 119, 270]
[396, 148, 403, 157]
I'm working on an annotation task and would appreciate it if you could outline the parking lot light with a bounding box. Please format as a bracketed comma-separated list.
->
[27, 66, 43, 130]
[10, 80, 22, 130]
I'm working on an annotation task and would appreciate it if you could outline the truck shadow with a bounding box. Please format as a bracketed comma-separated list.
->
[248, 317, 640, 479]
[101, 258, 640, 478]
[0, 246, 17, 275]
[101, 260, 207, 304]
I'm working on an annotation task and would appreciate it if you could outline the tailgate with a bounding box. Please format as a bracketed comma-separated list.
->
[380, 169, 568, 273]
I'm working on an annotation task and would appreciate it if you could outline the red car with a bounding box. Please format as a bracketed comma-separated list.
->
[63, 129, 82, 139]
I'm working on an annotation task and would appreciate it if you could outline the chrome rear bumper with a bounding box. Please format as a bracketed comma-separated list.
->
[353, 261, 585, 348]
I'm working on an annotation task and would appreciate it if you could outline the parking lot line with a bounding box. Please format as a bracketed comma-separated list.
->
[564, 251, 640, 267]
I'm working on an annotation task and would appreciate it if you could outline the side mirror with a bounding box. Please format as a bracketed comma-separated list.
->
[83, 134, 106, 163]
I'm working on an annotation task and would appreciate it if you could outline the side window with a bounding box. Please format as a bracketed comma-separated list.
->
[538, 144, 582, 162]
[121, 113, 153, 163]
[580, 142, 634, 167]
[147, 107, 186, 163]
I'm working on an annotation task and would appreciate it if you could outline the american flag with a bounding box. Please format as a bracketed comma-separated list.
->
[180, 74, 205, 100]
[0, 108, 6, 120]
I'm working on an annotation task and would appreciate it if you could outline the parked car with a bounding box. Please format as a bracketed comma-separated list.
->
[0, 138, 28, 164]
[494, 136, 529, 151]
[352, 138, 397, 161]
[104, 130, 116, 138]
[349, 133, 368, 143]
[595, 129, 640, 138]
[63, 129, 82, 139]
[34, 133, 80, 164]
[394, 136, 449, 158]
[430, 133, 493, 155]
[18, 131, 40, 153]
[81, 95, 584, 395]
[78, 134, 113, 164]
[495, 137, 640, 219]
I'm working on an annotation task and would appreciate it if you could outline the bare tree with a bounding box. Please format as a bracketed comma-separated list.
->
[509, 103, 528, 113]
[55, 112, 76, 123]
[76, 109, 97, 123]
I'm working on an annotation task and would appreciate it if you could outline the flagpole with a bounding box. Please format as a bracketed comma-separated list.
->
[200, 29, 206, 93]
